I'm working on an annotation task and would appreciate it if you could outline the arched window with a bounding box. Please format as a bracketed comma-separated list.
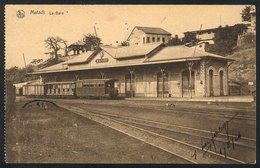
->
[209, 69, 214, 96]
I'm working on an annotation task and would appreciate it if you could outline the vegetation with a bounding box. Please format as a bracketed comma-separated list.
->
[240, 6, 251, 22]
[5, 65, 37, 84]
[182, 32, 197, 44]
[45, 36, 67, 60]
[227, 32, 256, 93]
[6, 34, 101, 84]
[206, 24, 248, 55]
[5, 57, 66, 84]
[83, 34, 101, 50]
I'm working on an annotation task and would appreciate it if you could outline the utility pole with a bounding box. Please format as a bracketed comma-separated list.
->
[220, 15, 222, 26]
[94, 26, 98, 37]
[188, 24, 203, 98]
[23, 53, 26, 67]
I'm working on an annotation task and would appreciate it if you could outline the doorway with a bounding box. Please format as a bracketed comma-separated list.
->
[157, 71, 169, 97]
[125, 73, 135, 97]
[182, 70, 195, 97]
[209, 69, 214, 96]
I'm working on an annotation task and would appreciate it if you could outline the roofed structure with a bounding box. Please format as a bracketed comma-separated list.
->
[33, 43, 233, 74]
[127, 26, 172, 46]
[134, 26, 172, 35]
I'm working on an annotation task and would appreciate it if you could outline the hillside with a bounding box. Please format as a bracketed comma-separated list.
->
[227, 43, 256, 93]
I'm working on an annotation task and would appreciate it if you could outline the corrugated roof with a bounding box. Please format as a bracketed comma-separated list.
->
[135, 26, 172, 35]
[34, 45, 233, 74]
[37, 51, 95, 72]
[102, 43, 163, 59]
[146, 45, 234, 62]
[65, 51, 94, 64]
[37, 62, 64, 72]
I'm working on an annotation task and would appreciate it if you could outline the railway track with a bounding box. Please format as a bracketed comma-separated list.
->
[72, 101, 256, 121]
[57, 103, 254, 164]
[77, 108, 256, 148]
[165, 107, 256, 121]
[43, 98, 256, 121]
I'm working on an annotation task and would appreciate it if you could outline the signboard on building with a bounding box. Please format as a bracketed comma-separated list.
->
[95, 51, 109, 63]
[96, 58, 109, 63]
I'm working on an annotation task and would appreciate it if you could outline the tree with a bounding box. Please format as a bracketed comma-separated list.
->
[61, 39, 69, 56]
[45, 36, 64, 60]
[30, 59, 43, 65]
[83, 34, 101, 50]
[182, 32, 197, 44]
[5, 65, 35, 83]
[208, 24, 248, 55]
[241, 6, 251, 22]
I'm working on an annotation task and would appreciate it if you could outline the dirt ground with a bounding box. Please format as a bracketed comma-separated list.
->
[50, 98, 256, 163]
[5, 98, 190, 163]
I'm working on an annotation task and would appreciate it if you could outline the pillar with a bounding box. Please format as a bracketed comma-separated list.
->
[200, 59, 206, 97]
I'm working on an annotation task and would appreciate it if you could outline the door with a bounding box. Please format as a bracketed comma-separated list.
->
[209, 70, 214, 96]
[157, 71, 169, 97]
[125, 73, 135, 97]
[182, 70, 195, 97]
[219, 71, 224, 96]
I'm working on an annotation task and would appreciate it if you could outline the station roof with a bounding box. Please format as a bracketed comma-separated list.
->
[32, 44, 234, 75]
[101, 43, 163, 59]
[64, 51, 95, 64]
[146, 45, 233, 62]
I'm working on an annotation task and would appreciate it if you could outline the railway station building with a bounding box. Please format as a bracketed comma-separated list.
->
[33, 42, 233, 98]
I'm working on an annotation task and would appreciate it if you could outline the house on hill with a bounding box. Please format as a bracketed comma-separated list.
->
[32, 43, 233, 98]
[248, 5, 256, 32]
[68, 41, 91, 55]
[127, 26, 172, 46]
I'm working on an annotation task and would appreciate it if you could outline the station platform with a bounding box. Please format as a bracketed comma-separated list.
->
[125, 95, 255, 103]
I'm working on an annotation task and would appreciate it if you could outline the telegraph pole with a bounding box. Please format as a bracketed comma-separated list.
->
[23, 53, 26, 67]
[189, 24, 203, 98]
[94, 26, 98, 37]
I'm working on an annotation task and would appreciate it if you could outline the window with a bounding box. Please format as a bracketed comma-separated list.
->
[77, 83, 83, 88]
[157, 37, 160, 42]
[147, 37, 150, 43]
[162, 37, 165, 42]
[152, 37, 155, 42]
[143, 37, 145, 44]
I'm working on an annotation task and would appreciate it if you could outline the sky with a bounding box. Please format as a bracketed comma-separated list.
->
[5, 5, 247, 68]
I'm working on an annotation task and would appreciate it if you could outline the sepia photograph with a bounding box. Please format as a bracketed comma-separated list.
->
[4, 4, 256, 164]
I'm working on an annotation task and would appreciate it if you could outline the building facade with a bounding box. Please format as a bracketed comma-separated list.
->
[34, 43, 233, 98]
[127, 26, 172, 46]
